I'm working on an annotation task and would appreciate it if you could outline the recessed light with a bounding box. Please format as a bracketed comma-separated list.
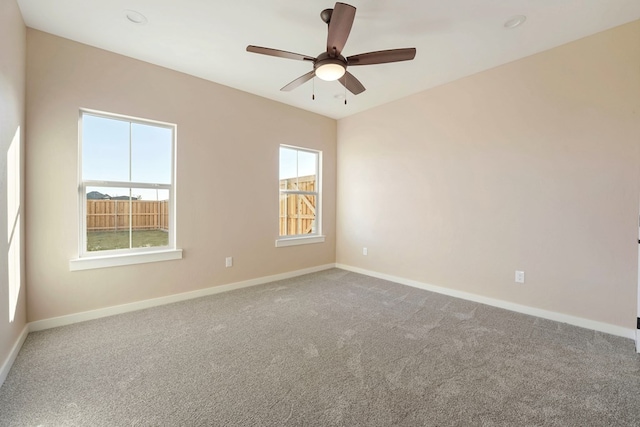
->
[504, 15, 526, 29]
[124, 10, 148, 25]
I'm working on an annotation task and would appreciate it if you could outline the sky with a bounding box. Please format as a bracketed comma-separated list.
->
[83, 113, 173, 200]
[279, 146, 317, 181]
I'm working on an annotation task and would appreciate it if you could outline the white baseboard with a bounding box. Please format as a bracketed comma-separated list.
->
[336, 264, 636, 340]
[29, 263, 336, 332]
[0, 324, 29, 388]
[636, 330, 640, 353]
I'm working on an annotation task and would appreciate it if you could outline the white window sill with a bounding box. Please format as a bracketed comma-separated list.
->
[275, 235, 325, 248]
[70, 249, 183, 271]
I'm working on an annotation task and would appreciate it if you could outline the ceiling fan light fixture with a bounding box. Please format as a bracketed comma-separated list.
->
[315, 62, 346, 81]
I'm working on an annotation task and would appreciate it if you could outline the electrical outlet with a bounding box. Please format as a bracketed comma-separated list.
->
[515, 270, 525, 284]
[225, 257, 233, 267]
[363, 247, 368, 256]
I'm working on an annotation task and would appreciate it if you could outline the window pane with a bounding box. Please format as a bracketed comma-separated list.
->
[297, 150, 317, 178]
[297, 174, 316, 193]
[131, 188, 170, 249]
[131, 123, 172, 184]
[279, 147, 297, 181]
[280, 176, 299, 191]
[279, 194, 317, 237]
[86, 186, 131, 252]
[82, 114, 130, 181]
[86, 187, 170, 251]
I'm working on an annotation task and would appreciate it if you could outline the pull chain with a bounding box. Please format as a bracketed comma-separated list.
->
[344, 74, 348, 105]
[312, 77, 315, 100]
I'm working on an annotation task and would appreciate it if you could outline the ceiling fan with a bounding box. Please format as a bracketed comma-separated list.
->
[246, 2, 416, 97]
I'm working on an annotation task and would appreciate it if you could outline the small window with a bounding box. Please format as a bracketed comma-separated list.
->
[277, 145, 324, 247]
[78, 110, 176, 258]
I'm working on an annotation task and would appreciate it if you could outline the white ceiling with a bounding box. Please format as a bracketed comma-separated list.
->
[16, 0, 640, 119]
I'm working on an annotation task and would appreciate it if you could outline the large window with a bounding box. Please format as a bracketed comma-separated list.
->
[277, 145, 324, 247]
[76, 110, 177, 264]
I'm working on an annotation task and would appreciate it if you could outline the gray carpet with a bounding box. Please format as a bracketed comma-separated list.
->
[1, 269, 639, 426]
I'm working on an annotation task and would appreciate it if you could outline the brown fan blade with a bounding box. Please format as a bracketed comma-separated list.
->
[281, 70, 316, 92]
[326, 3, 356, 56]
[247, 45, 315, 62]
[338, 71, 365, 95]
[347, 48, 416, 66]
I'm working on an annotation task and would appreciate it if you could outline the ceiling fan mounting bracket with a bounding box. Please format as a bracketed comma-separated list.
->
[320, 8, 333, 24]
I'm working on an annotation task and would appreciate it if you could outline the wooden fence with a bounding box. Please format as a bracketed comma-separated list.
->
[87, 199, 169, 232]
[279, 175, 316, 236]
[87, 175, 316, 235]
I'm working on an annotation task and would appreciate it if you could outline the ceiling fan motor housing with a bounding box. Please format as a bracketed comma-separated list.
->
[315, 52, 347, 69]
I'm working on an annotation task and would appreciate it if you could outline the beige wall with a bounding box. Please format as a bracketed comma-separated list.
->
[0, 0, 27, 368]
[25, 30, 336, 322]
[19, 19, 640, 330]
[337, 21, 640, 329]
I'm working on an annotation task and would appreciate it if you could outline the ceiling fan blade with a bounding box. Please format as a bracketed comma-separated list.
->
[338, 71, 365, 95]
[247, 45, 315, 62]
[281, 70, 316, 92]
[326, 2, 356, 56]
[347, 48, 416, 66]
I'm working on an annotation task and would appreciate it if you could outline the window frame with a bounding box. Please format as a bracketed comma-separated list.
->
[276, 144, 325, 247]
[71, 109, 181, 270]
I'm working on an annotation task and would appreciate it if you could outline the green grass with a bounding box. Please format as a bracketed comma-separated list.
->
[87, 230, 169, 252]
